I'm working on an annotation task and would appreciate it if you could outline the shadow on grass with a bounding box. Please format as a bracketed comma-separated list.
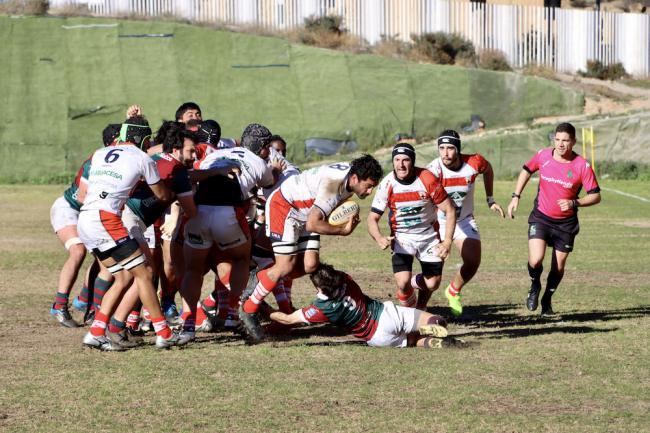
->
[429, 304, 650, 328]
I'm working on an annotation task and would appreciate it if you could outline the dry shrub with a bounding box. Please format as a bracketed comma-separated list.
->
[410, 32, 476, 66]
[48, 3, 92, 16]
[523, 64, 557, 80]
[0, 0, 49, 15]
[579, 59, 628, 81]
[374, 35, 411, 59]
[478, 49, 512, 71]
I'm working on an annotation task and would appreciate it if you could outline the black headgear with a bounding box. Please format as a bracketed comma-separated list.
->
[241, 123, 272, 156]
[437, 131, 461, 151]
[196, 120, 222, 146]
[392, 142, 416, 164]
[102, 123, 121, 147]
[120, 118, 152, 149]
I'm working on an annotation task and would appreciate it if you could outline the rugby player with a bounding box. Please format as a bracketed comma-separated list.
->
[49, 123, 120, 327]
[507, 123, 601, 315]
[367, 143, 457, 311]
[240, 154, 383, 342]
[175, 101, 202, 123]
[105, 122, 204, 346]
[269, 263, 460, 348]
[423, 130, 505, 316]
[179, 123, 274, 341]
[77, 117, 183, 350]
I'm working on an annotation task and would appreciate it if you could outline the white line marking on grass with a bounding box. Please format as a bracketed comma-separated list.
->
[601, 187, 650, 203]
[62, 24, 119, 29]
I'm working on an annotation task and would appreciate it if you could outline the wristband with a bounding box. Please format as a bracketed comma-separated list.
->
[572, 199, 579, 208]
[487, 196, 496, 207]
[512, 192, 521, 199]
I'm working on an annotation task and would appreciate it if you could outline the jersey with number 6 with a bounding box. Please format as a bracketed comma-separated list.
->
[279, 162, 353, 221]
[82, 144, 160, 216]
[426, 154, 488, 221]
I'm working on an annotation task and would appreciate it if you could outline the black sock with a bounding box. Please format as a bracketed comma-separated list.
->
[528, 263, 543, 286]
[543, 269, 564, 301]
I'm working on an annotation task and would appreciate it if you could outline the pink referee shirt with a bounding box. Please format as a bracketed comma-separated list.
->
[524, 148, 600, 219]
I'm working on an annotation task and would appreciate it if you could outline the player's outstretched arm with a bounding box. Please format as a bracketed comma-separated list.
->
[507, 169, 532, 219]
[269, 309, 305, 326]
[483, 162, 505, 218]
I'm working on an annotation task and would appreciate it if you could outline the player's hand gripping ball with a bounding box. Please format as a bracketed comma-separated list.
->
[328, 201, 360, 226]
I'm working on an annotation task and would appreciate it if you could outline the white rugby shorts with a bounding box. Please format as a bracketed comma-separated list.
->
[77, 209, 131, 252]
[265, 189, 320, 255]
[184, 205, 249, 250]
[439, 215, 481, 242]
[392, 229, 442, 263]
[50, 196, 79, 233]
[367, 301, 422, 348]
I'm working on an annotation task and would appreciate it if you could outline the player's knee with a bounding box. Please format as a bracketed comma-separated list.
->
[68, 243, 86, 262]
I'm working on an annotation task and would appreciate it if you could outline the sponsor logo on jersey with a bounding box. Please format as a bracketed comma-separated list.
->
[540, 174, 573, 189]
[305, 307, 318, 319]
[90, 169, 123, 180]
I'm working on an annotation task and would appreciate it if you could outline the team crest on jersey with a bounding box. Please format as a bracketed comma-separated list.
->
[567, 170, 573, 178]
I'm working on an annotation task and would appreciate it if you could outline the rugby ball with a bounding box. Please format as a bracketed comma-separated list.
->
[328, 201, 360, 226]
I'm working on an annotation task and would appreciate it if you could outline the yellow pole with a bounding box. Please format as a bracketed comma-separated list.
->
[582, 128, 586, 157]
[590, 126, 596, 173]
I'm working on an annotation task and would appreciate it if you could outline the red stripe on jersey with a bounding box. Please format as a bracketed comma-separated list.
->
[441, 176, 477, 187]
[391, 191, 425, 203]
[291, 198, 315, 209]
[99, 210, 129, 241]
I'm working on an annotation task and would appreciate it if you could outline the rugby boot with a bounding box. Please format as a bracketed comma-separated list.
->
[240, 268, 259, 303]
[445, 286, 463, 317]
[540, 291, 556, 317]
[107, 329, 141, 349]
[526, 280, 542, 311]
[239, 305, 264, 342]
[50, 304, 80, 328]
[83, 307, 96, 326]
[195, 317, 214, 333]
[162, 301, 182, 328]
[418, 324, 448, 338]
[72, 296, 88, 312]
[155, 330, 193, 349]
[426, 336, 466, 349]
[82, 332, 126, 352]
[200, 300, 218, 319]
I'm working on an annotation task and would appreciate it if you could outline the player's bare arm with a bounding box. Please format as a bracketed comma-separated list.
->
[149, 181, 173, 203]
[435, 197, 457, 260]
[483, 161, 505, 218]
[366, 211, 393, 250]
[558, 191, 601, 211]
[305, 206, 359, 236]
[269, 309, 305, 326]
[188, 162, 241, 183]
[507, 169, 532, 219]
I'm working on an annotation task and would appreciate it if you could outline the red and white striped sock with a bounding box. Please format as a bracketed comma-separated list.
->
[90, 311, 109, 336]
[448, 281, 461, 297]
[242, 268, 276, 313]
[126, 310, 140, 330]
[272, 282, 293, 313]
[397, 288, 417, 307]
[151, 316, 172, 339]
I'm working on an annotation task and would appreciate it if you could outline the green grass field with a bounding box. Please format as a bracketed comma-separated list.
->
[1, 181, 649, 433]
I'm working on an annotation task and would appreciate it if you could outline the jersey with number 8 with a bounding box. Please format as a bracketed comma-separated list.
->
[278, 162, 353, 221]
[82, 145, 161, 216]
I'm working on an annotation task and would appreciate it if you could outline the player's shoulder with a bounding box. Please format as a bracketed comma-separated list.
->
[463, 153, 488, 171]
